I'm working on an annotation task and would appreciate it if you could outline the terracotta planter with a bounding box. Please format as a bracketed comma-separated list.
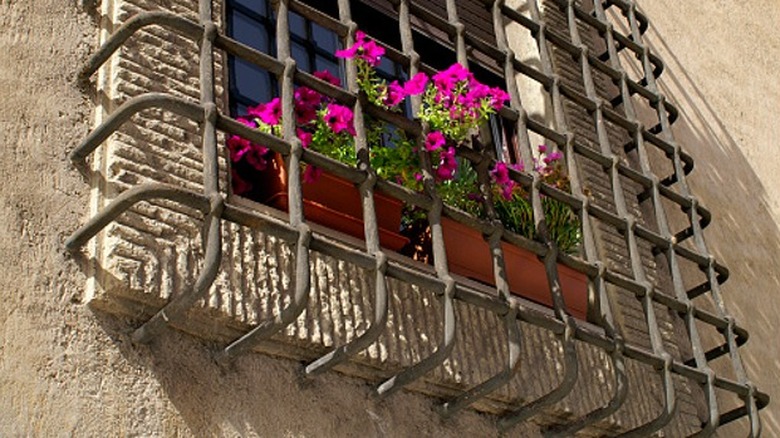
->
[255, 154, 409, 251]
[441, 217, 588, 319]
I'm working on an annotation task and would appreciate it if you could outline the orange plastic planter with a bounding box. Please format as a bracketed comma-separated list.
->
[441, 217, 588, 319]
[256, 154, 409, 251]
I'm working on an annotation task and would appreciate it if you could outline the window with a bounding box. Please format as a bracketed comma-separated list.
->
[69, 0, 766, 434]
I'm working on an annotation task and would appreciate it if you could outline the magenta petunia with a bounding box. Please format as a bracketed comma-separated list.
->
[383, 81, 406, 107]
[335, 31, 384, 67]
[425, 130, 446, 151]
[462, 83, 490, 107]
[490, 87, 510, 110]
[544, 150, 563, 164]
[313, 70, 341, 87]
[491, 162, 516, 200]
[433, 63, 473, 93]
[360, 39, 385, 67]
[227, 135, 251, 162]
[245, 144, 269, 171]
[403, 72, 429, 95]
[249, 98, 282, 126]
[537, 144, 548, 153]
[297, 128, 313, 149]
[303, 165, 323, 184]
[435, 147, 458, 181]
[324, 103, 355, 135]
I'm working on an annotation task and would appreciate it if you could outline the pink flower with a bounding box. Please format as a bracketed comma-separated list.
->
[245, 144, 269, 171]
[462, 83, 490, 107]
[227, 135, 251, 162]
[249, 98, 282, 126]
[297, 128, 312, 149]
[543, 151, 563, 164]
[313, 70, 341, 87]
[435, 147, 458, 181]
[226, 117, 256, 162]
[360, 39, 385, 67]
[425, 130, 445, 151]
[324, 103, 355, 135]
[383, 81, 406, 107]
[537, 144, 548, 153]
[491, 162, 519, 200]
[432, 63, 473, 92]
[489, 87, 510, 110]
[403, 72, 429, 95]
[335, 31, 384, 67]
[303, 165, 323, 184]
[491, 162, 511, 186]
[295, 87, 321, 108]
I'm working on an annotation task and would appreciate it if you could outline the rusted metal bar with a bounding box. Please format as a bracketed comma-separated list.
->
[218, 0, 314, 360]
[78, 11, 203, 81]
[66, 0, 768, 433]
[65, 183, 210, 251]
[133, 0, 223, 343]
[303, 0, 390, 377]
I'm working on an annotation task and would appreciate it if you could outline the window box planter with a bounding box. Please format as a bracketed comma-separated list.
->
[441, 217, 588, 319]
[253, 153, 409, 251]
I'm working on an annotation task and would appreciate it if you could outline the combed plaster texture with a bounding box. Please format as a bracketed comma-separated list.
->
[0, 0, 778, 436]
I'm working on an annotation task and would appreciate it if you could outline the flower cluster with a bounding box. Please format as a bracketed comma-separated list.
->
[337, 34, 509, 184]
[227, 70, 358, 192]
[227, 29, 579, 252]
[491, 145, 580, 253]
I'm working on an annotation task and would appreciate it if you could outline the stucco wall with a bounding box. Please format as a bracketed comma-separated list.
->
[0, 0, 778, 436]
[636, 2, 780, 436]
[0, 1, 500, 436]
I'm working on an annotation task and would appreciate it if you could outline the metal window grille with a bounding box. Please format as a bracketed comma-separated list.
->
[68, 0, 768, 435]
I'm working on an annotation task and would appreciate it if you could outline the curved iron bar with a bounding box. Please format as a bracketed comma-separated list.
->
[132, 193, 224, 343]
[70, 93, 205, 165]
[498, 315, 578, 432]
[303, 10, 390, 376]
[65, 183, 210, 252]
[376, 275, 456, 398]
[616, 352, 676, 437]
[217, 222, 312, 361]
[304, 251, 388, 376]
[439, 306, 522, 418]
[79, 11, 203, 82]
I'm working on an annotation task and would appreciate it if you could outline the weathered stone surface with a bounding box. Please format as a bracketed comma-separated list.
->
[1, 0, 778, 436]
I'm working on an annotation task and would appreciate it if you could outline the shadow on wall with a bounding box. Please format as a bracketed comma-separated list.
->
[637, 18, 780, 436]
[88, 308, 506, 438]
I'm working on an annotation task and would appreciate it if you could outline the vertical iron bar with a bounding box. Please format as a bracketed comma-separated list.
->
[375, 0, 457, 398]
[132, 0, 223, 343]
[303, 0, 390, 377]
[218, 0, 313, 360]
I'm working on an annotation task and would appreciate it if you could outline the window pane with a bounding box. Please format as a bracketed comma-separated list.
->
[314, 57, 340, 80]
[292, 42, 310, 72]
[290, 12, 307, 38]
[376, 56, 395, 77]
[231, 10, 269, 53]
[233, 58, 272, 104]
[312, 23, 338, 53]
[232, 0, 266, 16]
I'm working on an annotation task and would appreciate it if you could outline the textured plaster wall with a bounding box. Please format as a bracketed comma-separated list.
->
[1, 0, 779, 436]
[0, 1, 500, 436]
[635, 2, 780, 436]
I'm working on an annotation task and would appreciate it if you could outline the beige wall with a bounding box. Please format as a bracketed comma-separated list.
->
[636, 2, 780, 435]
[0, 0, 778, 436]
